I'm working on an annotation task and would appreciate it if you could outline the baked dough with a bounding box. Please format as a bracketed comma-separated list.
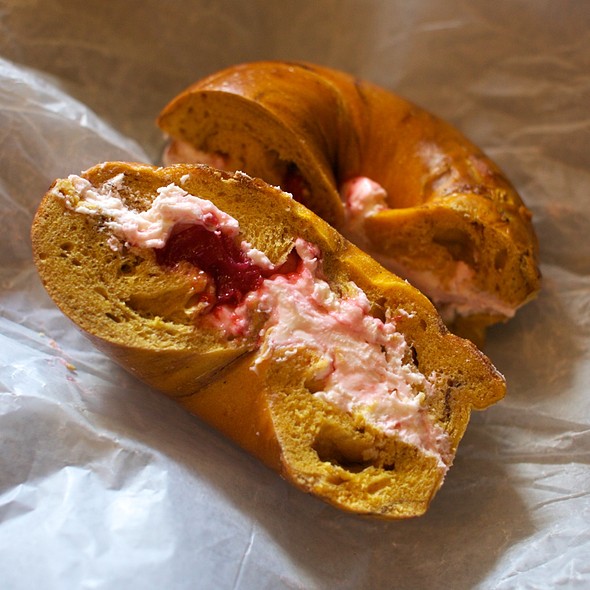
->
[31, 161, 505, 518]
[158, 61, 541, 344]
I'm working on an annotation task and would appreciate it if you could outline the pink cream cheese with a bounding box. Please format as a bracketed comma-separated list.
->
[340, 176, 388, 231]
[55, 173, 451, 469]
[58, 173, 274, 269]
[163, 140, 230, 171]
[248, 240, 450, 466]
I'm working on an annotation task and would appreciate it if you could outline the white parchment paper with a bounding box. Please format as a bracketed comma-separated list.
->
[1, 1, 589, 588]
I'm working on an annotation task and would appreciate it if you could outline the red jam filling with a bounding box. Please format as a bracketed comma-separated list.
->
[156, 225, 265, 306]
[156, 225, 300, 307]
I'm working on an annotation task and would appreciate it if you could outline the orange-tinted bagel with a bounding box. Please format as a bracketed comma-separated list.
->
[31, 162, 505, 518]
[158, 61, 541, 343]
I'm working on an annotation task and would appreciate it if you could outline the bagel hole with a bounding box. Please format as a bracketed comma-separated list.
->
[105, 312, 122, 323]
[313, 423, 389, 474]
[304, 374, 327, 394]
[443, 388, 453, 422]
[124, 296, 155, 320]
[369, 297, 387, 322]
[366, 477, 392, 494]
[119, 262, 135, 275]
[404, 344, 419, 369]
[324, 473, 349, 486]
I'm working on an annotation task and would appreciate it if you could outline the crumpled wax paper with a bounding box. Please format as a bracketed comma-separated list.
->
[1, 1, 589, 588]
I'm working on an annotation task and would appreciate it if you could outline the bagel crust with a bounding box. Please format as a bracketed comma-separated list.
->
[157, 60, 541, 344]
[31, 162, 505, 519]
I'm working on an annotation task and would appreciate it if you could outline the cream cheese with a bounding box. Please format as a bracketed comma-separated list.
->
[381, 259, 517, 322]
[54, 175, 273, 268]
[246, 239, 450, 467]
[340, 176, 388, 232]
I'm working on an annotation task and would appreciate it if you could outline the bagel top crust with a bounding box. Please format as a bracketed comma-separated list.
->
[157, 60, 541, 344]
[31, 161, 505, 518]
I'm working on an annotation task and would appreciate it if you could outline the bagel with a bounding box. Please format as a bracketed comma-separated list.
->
[157, 60, 541, 344]
[31, 161, 505, 518]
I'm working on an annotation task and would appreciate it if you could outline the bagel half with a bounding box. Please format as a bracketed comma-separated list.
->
[157, 60, 541, 344]
[31, 161, 505, 518]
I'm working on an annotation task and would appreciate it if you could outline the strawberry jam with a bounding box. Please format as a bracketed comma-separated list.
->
[156, 225, 265, 306]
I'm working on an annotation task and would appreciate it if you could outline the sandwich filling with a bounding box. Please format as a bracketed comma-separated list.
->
[53, 173, 451, 470]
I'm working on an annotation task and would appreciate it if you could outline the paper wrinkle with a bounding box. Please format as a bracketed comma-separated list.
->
[1, 2, 590, 588]
[231, 525, 256, 590]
